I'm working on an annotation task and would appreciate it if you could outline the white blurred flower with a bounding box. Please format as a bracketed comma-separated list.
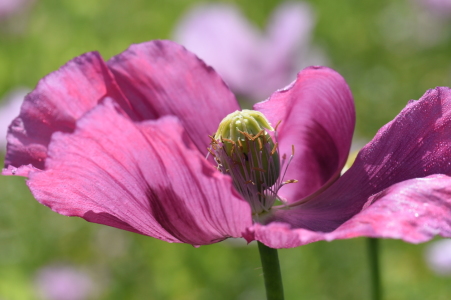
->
[34, 264, 95, 300]
[174, 2, 326, 103]
[425, 239, 451, 276]
[0, 88, 28, 152]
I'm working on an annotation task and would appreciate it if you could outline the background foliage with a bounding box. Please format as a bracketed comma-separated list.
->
[1, 0, 450, 299]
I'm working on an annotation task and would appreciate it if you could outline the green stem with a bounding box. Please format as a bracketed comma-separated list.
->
[367, 238, 382, 300]
[257, 241, 284, 300]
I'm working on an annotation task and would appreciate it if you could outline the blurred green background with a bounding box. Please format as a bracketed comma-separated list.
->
[1, 0, 451, 299]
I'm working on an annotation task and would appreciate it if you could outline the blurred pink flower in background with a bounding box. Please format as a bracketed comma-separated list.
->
[174, 2, 326, 102]
[0, 0, 34, 20]
[34, 264, 95, 300]
[416, 0, 451, 17]
[425, 239, 451, 276]
[0, 88, 28, 152]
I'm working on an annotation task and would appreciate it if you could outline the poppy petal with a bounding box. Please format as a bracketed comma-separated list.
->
[107, 40, 240, 155]
[27, 99, 252, 245]
[254, 66, 355, 203]
[250, 175, 451, 248]
[4, 52, 132, 170]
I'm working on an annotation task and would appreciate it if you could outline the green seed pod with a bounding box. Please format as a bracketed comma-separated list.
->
[213, 110, 280, 202]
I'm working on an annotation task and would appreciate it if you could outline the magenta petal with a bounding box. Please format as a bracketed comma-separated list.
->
[27, 99, 252, 245]
[325, 175, 451, 243]
[249, 87, 451, 248]
[4, 52, 132, 170]
[265, 87, 451, 230]
[254, 66, 355, 203]
[251, 175, 451, 248]
[107, 40, 240, 154]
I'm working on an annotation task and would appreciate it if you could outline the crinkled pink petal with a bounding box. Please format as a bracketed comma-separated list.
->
[249, 175, 451, 248]
[173, 4, 261, 97]
[264, 86, 451, 230]
[254, 66, 355, 204]
[106, 40, 240, 155]
[26, 99, 252, 245]
[4, 52, 132, 170]
[247, 87, 451, 247]
[326, 175, 451, 242]
[3, 164, 39, 177]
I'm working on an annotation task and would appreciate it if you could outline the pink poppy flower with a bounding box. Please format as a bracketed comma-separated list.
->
[174, 2, 325, 102]
[3, 40, 451, 248]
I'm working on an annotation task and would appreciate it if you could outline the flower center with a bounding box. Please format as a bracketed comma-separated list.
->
[208, 110, 296, 218]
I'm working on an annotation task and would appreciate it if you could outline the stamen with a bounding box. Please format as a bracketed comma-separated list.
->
[230, 144, 235, 157]
[208, 135, 218, 144]
[274, 120, 282, 131]
[283, 179, 298, 184]
[237, 129, 254, 140]
[237, 139, 243, 149]
[207, 147, 216, 157]
[270, 142, 278, 156]
[223, 138, 235, 144]
[258, 138, 263, 150]
[209, 110, 298, 217]
[252, 129, 265, 141]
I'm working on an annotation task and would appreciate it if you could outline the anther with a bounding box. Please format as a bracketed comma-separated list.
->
[237, 139, 243, 148]
[209, 135, 218, 144]
[223, 138, 235, 144]
[271, 142, 278, 156]
[237, 130, 254, 140]
[283, 179, 299, 184]
[252, 129, 265, 141]
[274, 120, 282, 131]
[207, 148, 216, 157]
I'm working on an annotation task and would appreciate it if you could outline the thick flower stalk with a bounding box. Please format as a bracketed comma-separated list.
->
[3, 40, 451, 248]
